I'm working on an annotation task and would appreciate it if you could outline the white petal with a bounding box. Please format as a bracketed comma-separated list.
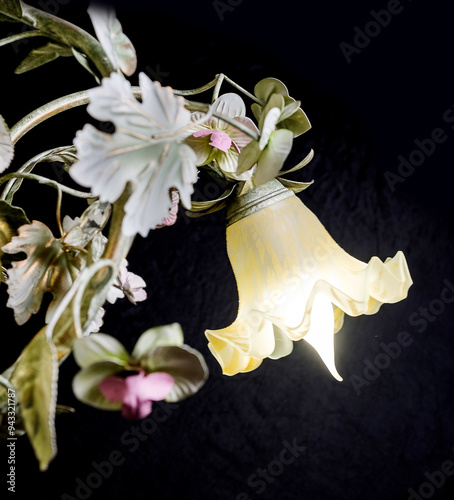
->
[213, 93, 246, 117]
[260, 107, 281, 150]
[121, 143, 197, 237]
[88, 2, 137, 76]
[0, 115, 14, 173]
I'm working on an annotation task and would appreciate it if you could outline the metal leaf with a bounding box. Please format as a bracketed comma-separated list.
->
[72, 47, 101, 84]
[10, 330, 58, 471]
[62, 200, 111, 251]
[71, 72, 198, 237]
[15, 41, 73, 74]
[0, 201, 29, 277]
[2, 221, 80, 325]
[0, 115, 14, 174]
[279, 148, 314, 175]
[254, 129, 293, 186]
[277, 177, 314, 193]
[131, 323, 184, 361]
[186, 184, 237, 215]
[72, 361, 125, 411]
[73, 333, 130, 369]
[0, 0, 22, 19]
[87, 3, 137, 76]
[139, 344, 209, 403]
[38, 145, 78, 170]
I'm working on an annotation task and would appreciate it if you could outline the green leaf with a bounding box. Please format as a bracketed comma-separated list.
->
[254, 129, 293, 186]
[0, 0, 22, 19]
[72, 361, 123, 411]
[280, 106, 311, 137]
[132, 323, 184, 361]
[0, 115, 14, 173]
[10, 330, 58, 471]
[237, 140, 261, 175]
[252, 77, 312, 138]
[72, 47, 101, 84]
[277, 177, 314, 193]
[73, 333, 129, 369]
[186, 184, 237, 215]
[254, 77, 288, 102]
[15, 41, 73, 74]
[0, 13, 19, 22]
[140, 345, 208, 403]
[279, 99, 301, 122]
[279, 148, 314, 175]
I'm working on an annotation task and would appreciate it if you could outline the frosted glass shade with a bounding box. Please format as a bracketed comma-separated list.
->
[205, 180, 412, 379]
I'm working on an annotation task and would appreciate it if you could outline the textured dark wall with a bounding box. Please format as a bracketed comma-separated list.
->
[1, 1, 454, 499]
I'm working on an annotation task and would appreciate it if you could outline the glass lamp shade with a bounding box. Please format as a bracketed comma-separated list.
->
[205, 179, 412, 379]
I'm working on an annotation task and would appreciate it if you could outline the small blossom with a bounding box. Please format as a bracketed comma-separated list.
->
[99, 371, 174, 419]
[107, 261, 147, 305]
[185, 93, 259, 181]
[72, 323, 209, 419]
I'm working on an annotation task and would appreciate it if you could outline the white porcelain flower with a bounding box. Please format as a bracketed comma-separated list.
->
[205, 180, 413, 379]
[70, 72, 198, 238]
[185, 93, 259, 180]
[107, 260, 147, 305]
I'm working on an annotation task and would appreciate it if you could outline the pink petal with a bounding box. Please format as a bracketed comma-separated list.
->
[120, 372, 174, 420]
[193, 129, 212, 138]
[208, 130, 232, 153]
[127, 372, 175, 401]
[128, 273, 147, 290]
[132, 289, 147, 302]
[121, 399, 152, 420]
[98, 376, 127, 402]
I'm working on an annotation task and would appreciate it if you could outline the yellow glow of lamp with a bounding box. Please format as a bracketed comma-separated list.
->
[205, 179, 413, 379]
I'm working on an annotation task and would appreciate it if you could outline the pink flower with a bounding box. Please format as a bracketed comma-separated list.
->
[185, 93, 259, 180]
[192, 129, 241, 154]
[107, 262, 147, 305]
[98, 371, 174, 419]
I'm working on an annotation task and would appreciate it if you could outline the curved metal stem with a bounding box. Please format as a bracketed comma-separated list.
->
[7, 2, 114, 79]
[0, 172, 94, 199]
[10, 78, 260, 146]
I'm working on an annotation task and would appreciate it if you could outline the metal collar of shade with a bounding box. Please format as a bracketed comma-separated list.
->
[226, 179, 294, 227]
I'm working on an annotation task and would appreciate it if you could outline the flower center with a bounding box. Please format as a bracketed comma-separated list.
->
[193, 129, 241, 154]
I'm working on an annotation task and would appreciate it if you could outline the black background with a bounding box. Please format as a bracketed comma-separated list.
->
[1, 0, 454, 499]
